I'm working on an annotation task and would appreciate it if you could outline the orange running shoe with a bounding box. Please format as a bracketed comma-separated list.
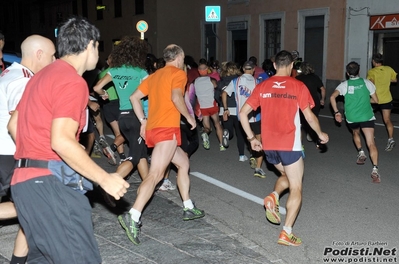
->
[264, 193, 281, 224]
[277, 230, 302, 246]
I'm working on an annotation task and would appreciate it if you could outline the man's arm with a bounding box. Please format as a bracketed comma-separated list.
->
[93, 74, 112, 98]
[171, 88, 196, 130]
[7, 110, 18, 141]
[221, 91, 230, 121]
[302, 106, 329, 144]
[370, 92, 379, 104]
[239, 103, 262, 152]
[130, 89, 148, 138]
[365, 79, 379, 104]
[51, 117, 129, 199]
[320, 86, 326, 106]
[330, 89, 342, 123]
[391, 71, 397, 83]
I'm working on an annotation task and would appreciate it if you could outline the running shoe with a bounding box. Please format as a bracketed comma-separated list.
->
[220, 145, 226, 151]
[254, 168, 267, 178]
[239, 155, 248, 162]
[103, 146, 117, 166]
[249, 157, 257, 169]
[158, 179, 176, 191]
[264, 193, 281, 224]
[277, 230, 302, 246]
[222, 129, 230, 148]
[99, 136, 110, 148]
[92, 140, 102, 157]
[183, 205, 205, 221]
[371, 168, 381, 183]
[385, 139, 396, 151]
[201, 132, 210, 150]
[356, 150, 367, 165]
[118, 213, 142, 245]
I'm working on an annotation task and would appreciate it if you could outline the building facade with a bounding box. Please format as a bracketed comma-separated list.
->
[79, 0, 348, 93]
[345, 0, 399, 101]
[2, 0, 398, 102]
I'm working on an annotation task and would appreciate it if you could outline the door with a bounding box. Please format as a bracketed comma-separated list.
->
[383, 37, 399, 102]
[232, 29, 247, 66]
[304, 15, 324, 79]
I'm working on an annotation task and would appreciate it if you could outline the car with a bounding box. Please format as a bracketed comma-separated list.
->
[2, 51, 22, 68]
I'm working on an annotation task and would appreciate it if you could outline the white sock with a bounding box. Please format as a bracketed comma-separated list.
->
[129, 208, 141, 222]
[183, 199, 194, 209]
[283, 226, 292, 234]
[272, 191, 279, 200]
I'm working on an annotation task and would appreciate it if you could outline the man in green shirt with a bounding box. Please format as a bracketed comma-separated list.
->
[331, 61, 380, 183]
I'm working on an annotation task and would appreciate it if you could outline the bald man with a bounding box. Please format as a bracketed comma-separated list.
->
[122, 44, 205, 245]
[0, 34, 55, 263]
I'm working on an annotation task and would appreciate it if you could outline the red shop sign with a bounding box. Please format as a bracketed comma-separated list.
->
[370, 14, 399, 30]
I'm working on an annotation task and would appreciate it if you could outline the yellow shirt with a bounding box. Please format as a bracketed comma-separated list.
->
[367, 65, 397, 104]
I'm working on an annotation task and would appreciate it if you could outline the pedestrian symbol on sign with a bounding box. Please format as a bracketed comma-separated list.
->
[208, 10, 218, 19]
[205, 6, 220, 22]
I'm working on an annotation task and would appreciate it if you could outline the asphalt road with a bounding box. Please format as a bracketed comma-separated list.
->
[169, 109, 399, 263]
[0, 108, 398, 264]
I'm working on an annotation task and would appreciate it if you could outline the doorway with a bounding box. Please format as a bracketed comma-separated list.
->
[372, 32, 399, 102]
[298, 8, 329, 84]
[304, 15, 324, 79]
[232, 29, 247, 66]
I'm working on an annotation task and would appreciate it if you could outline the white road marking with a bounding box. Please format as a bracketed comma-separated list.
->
[190, 171, 286, 215]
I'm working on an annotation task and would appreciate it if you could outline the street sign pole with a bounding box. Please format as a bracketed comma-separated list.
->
[136, 20, 148, 40]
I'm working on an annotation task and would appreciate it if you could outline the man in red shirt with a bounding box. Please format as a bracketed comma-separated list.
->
[240, 50, 328, 246]
[7, 17, 129, 263]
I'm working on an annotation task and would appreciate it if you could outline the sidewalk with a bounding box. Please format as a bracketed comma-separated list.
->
[0, 156, 274, 264]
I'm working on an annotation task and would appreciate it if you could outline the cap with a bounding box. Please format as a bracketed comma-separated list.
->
[242, 61, 255, 69]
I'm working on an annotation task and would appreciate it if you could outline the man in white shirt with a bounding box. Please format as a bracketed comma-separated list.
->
[0, 34, 55, 264]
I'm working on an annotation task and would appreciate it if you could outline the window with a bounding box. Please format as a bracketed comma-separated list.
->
[264, 19, 281, 60]
[72, 0, 78, 15]
[82, 0, 88, 18]
[96, 0, 103, 20]
[114, 0, 122, 17]
[39, 3, 45, 25]
[204, 24, 217, 61]
[135, 0, 144, 15]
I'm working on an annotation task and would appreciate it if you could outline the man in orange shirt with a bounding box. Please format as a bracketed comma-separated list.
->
[118, 44, 205, 245]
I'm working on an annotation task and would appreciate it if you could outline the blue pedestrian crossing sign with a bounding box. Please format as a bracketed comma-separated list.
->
[205, 6, 220, 22]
